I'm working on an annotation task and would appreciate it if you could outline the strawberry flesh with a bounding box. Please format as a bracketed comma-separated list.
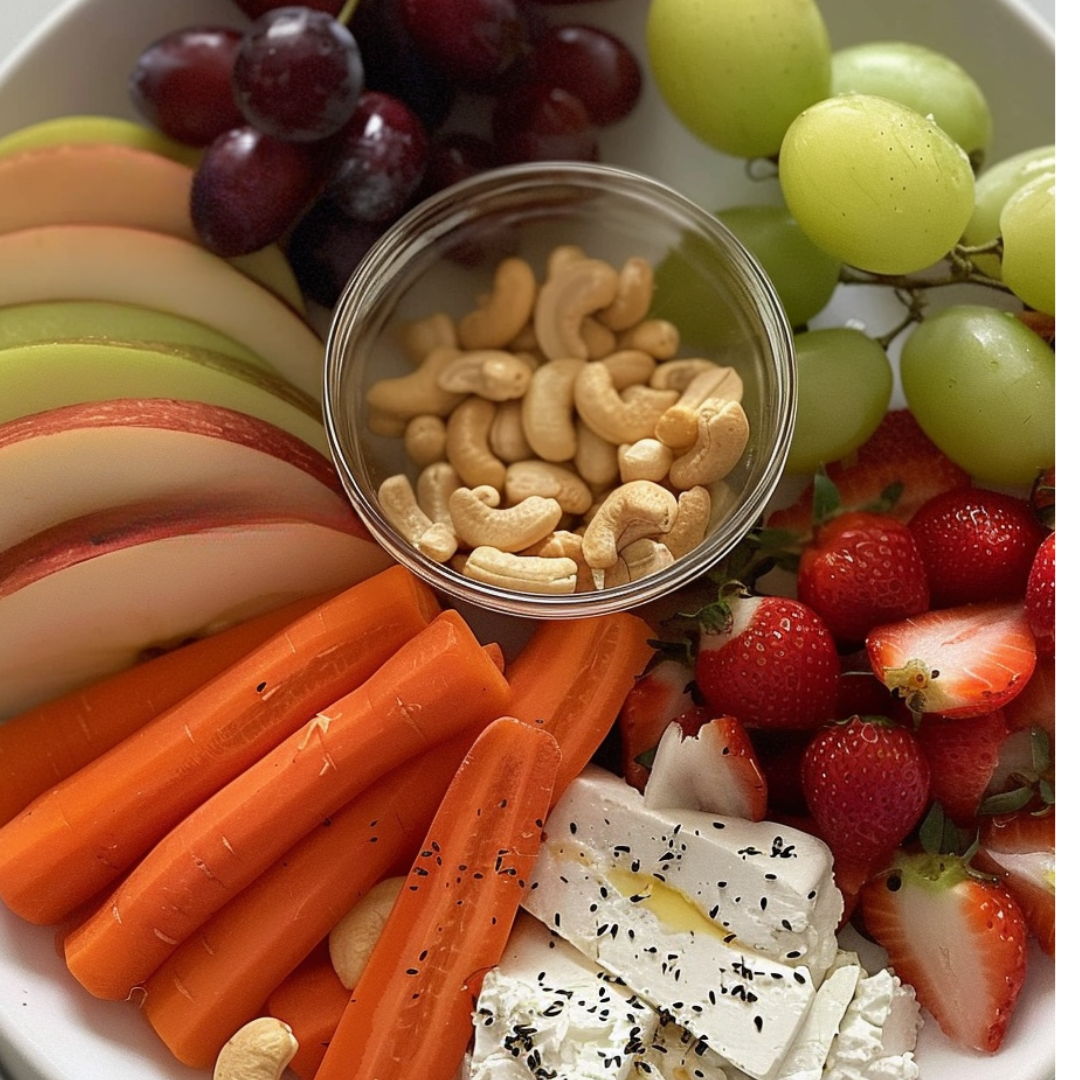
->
[617, 657, 696, 792]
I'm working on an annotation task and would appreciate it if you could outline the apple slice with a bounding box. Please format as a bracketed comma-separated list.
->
[0, 398, 363, 552]
[0, 495, 392, 719]
[0, 114, 200, 166]
[0, 224, 324, 397]
[0, 339, 326, 451]
[0, 141, 305, 314]
[0, 300, 265, 367]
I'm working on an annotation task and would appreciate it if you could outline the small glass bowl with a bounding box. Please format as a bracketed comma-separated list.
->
[324, 162, 796, 619]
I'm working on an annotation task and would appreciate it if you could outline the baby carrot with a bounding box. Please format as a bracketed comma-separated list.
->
[312, 716, 560, 1080]
[64, 609, 511, 1000]
[142, 726, 484, 1068]
[0, 590, 333, 827]
[0, 564, 440, 926]
[506, 612, 654, 798]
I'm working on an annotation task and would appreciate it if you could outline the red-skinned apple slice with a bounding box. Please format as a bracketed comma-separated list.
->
[0, 495, 391, 719]
[0, 398, 361, 552]
[0, 224, 323, 397]
[0, 142, 305, 312]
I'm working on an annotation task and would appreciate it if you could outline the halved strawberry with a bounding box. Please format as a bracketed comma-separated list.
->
[616, 656, 697, 792]
[974, 809, 1055, 958]
[1024, 531, 1055, 658]
[643, 714, 768, 820]
[767, 408, 971, 541]
[861, 851, 1029, 1053]
[866, 602, 1037, 719]
[915, 710, 1010, 827]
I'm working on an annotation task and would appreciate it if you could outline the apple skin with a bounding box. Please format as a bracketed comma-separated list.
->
[0, 223, 323, 398]
[0, 338, 326, 451]
[0, 397, 365, 553]
[0, 114, 201, 166]
[0, 495, 391, 718]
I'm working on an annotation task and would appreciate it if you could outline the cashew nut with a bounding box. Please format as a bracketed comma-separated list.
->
[581, 479, 678, 570]
[620, 536, 676, 579]
[574, 362, 678, 444]
[489, 400, 533, 464]
[415, 461, 461, 528]
[445, 395, 506, 490]
[618, 437, 675, 484]
[458, 256, 537, 349]
[403, 414, 447, 468]
[545, 244, 587, 279]
[618, 317, 680, 359]
[504, 460, 593, 516]
[533, 258, 620, 361]
[401, 311, 458, 362]
[597, 256, 654, 331]
[663, 485, 712, 559]
[462, 546, 579, 594]
[448, 486, 563, 552]
[521, 357, 585, 462]
[579, 315, 618, 360]
[328, 875, 405, 989]
[377, 474, 458, 562]
[366, 346, 467, 422]
[600, 349, 657, 390]
[213, 1017, 298, 1080]
[522, 529, 595, 592]
[673, 364, 745, 409]
[436, 348, 533, 401]
[649, 357, 720, 393]
[668, 398, 751, 489]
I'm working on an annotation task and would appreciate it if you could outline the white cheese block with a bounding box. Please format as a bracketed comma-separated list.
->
[470, 912, 660, 1080]
[522, 767, 844, 1080]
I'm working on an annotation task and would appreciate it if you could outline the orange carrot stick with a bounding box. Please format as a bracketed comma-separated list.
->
[507, 612, 654, 798]
[0, 591, 334, 827]
[312, 717, 560, 1080]
[264, 945, 350, 1080]
[0, 564, 440, 926]
[142, 726, 484, 1068]
[64, 609, 511, 1000]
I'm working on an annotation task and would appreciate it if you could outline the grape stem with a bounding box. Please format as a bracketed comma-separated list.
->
[337, 0, 363, 27]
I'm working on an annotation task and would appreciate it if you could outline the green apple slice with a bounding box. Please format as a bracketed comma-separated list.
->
[0, 141, 305, 314]
[0, 114, 200, 166]
[0, 223, 324, 398]
[0, 339, 325, 451]
[0, 300, 265, 367]
[0, 496, 391, 718]
[0, 397, 361, 553]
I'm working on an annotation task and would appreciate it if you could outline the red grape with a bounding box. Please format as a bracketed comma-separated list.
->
[128, 27, 244, 147]
[493, 83, 599, 164]
[421, 131, 501, 198]
[231, 0, 344, 15]
[232, 6, 363, 142]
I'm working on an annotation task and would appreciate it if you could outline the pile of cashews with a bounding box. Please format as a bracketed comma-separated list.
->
[364, 246, 752, 595]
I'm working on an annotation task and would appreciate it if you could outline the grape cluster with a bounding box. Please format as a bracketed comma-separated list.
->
[128, 0, 642, 307]
[646, 0, 1054, 489]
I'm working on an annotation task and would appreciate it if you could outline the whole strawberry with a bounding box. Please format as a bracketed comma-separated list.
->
[1025, 531, 1055, 658]
[800, 715, 930, 872]
[694, 593, 840, 731]
[797, 511, 930, 644]
[907, 487, 1047, 607]
[861, 851, 1029, 1053]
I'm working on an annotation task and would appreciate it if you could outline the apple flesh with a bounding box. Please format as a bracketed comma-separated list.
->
[0, 223, 324, 398]
[0, 496, 391, 719]
[0, 339, 326, 451]
[0, 397, 363, 553]
[0, 300, 265, 367]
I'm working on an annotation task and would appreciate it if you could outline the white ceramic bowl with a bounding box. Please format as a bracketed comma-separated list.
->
[0, 2, 1056, 1080]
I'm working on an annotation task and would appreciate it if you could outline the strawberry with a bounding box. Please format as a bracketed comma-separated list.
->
[906, 487, 1047, 608]
[643, 713, 768, 820]
[796, 511, 930, 644]
[866, 601, 1038, 719]
[1024, 530, 1055, 658]
[915, 710, 1010, 827]
[861, 851, 1029, 1053]
[617, 656, 697, 792]
[694, 592, 840, 731]
[1003, 658, 1054, 742]
[974, 809, 1055, 958]
[800, 715, 929, 872]
[766, 408, 971, 541]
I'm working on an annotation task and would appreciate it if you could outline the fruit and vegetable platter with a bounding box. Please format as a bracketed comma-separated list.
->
[0, 1, 1055, 1080]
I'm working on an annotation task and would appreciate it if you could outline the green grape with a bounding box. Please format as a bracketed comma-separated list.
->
[900, 305, 1054, 486]
[999, 172, 1055, 316]
[963, 144, 1055, 276]
[785, 327, 892, 474]
[645, 0, 831, 160]
[779, 93, 976, 275]
[831, 41, 992, 166]
[717, 205, 842, 328]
